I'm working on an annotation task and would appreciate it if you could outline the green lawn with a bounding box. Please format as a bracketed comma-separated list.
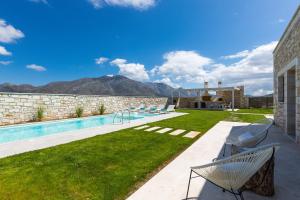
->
[235, 108, 273, 114]
[0, 109, 267, 200]
[149, 110, 230, 132]
[225, 113, 267, 123]
[0, 110, 230, 200]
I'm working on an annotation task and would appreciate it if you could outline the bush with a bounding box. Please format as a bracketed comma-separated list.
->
[36, 107, 44, 121]
[98, 104, 106, 115]
[75, 107, 84, 118]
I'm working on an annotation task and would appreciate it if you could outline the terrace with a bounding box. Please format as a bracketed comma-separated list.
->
[128, 117, 300, 200]
[0, 108, 297, 200]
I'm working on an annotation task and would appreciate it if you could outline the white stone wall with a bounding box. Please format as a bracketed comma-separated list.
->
[0, 93, 168, 126]
[274, 7, 300, 143]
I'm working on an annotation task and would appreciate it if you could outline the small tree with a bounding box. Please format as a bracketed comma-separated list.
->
[98, 104, 106, 115]
[36, 107, 44, 121]
[75, 107, 84, 118]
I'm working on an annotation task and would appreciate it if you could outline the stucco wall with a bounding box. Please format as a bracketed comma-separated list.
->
[0, 93, 168, 126]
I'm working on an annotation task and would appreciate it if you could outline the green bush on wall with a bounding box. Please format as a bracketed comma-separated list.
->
[36, 107, 45, 121]
[98, 104, 106, 115]
[75, 107, 84, 118]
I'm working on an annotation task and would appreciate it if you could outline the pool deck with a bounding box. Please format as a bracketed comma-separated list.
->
[127, 121, 300, 200]
[0, 112, 185, 158]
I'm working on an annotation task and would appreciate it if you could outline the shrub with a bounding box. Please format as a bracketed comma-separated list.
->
[98, 104, 106, 115]
[36, 107, 44, 121]
[75, 107, 84, 118]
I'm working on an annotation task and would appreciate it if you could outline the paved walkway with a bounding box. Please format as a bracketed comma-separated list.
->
[127, 121, 300, 200]
[0, 112, 186, 158]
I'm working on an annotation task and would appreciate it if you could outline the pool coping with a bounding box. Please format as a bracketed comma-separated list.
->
[0, 112, 187, 159]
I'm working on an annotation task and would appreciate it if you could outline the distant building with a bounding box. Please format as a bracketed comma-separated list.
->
[273, 6, 300, 143]
[173, 81, 246, 109]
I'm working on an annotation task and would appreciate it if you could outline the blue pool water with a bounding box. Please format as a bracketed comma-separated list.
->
[0, 113, 158, 144]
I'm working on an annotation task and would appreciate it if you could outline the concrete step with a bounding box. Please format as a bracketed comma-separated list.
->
[169, 129, 186, 136]
[183, 131, 201, 138]
[134, 125, 150, 130]
[145, 127, 161, 132]
[156, 128, 172, 134]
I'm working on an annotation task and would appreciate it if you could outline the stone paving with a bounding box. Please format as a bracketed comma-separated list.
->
[156, 128, 173, 134]
[183, 131, 201, 138]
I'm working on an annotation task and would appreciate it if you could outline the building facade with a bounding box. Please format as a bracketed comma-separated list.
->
[274, 6, 300, 143]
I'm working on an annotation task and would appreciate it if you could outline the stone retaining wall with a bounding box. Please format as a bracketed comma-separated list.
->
[247, 96, 273, 108]
[0, 93, 168, 126]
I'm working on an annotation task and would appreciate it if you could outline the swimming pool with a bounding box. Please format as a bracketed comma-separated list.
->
[0, 112, 158, 144]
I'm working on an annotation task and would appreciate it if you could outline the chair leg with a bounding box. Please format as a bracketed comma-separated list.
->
[222, 144, 226, 157]
[186, 169, 193, 200]
[239, 192, 245, 200]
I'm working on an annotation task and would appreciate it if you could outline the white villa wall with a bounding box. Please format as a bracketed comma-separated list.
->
[0, 93, 168, 126]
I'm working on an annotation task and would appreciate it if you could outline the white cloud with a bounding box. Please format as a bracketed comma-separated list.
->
[0, 19, 24, 43]
[88, 0, 155, 10]
[28, 0, 49, 4]
[154, 77, 180, 88]
[0, 61, 12, 65]
[110, 58, 149, 81]
[26, 64, 47, 72]
[95, 57, 109, 64]
[152, 50, 212, 84]
[151, 41, 278, 95]
[278, 18, 285, 23]
[88, 0, 103, 9]
[0, 46, 11, 56]
[252, 88, 273, 96]
[221, 50, 249, 59]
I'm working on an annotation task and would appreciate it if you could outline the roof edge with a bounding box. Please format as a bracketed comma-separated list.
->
[274, 5, 300, 54]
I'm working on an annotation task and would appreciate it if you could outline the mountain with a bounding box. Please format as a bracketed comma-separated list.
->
[0, 75, 184, 97]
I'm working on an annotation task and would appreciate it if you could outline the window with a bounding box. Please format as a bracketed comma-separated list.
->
[278, 75, 284, 102]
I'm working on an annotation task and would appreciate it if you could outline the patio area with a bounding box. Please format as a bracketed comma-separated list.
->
[127, 121, 300, 200]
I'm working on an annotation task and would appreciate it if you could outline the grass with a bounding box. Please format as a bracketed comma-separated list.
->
[0, 109, 268, 200]
[225, 113, 267, 123]
[0, 109, 231, 200]
[0, 130, 192, 200]
[150, 109, 230, 132]
[235, 108, 273, 114]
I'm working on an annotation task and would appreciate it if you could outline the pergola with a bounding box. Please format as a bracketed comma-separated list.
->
[183, 86, 240, 111]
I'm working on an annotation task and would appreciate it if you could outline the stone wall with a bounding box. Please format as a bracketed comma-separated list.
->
[0, 93, 168, 126]
[273, 6, 300, 143]
[216, 86, 246, 108]
[247, 96, 273, 108]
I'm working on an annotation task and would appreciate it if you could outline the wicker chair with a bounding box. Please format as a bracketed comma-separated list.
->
[223, 118, 273, 156]
[186, 143, 280, 200]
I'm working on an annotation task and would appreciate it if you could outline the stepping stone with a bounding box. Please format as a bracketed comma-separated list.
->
[169, 129, 186, 136]
[156, 128, 172, 134]
[183, 131, 201, 138]
[134, 125, 150, 130]
[145, 127, 161, 132]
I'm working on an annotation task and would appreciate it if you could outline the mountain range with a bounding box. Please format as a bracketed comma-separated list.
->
[0, 75, 187, 97]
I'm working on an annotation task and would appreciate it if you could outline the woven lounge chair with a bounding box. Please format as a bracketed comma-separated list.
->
[223, 118, 273, 156]
[186, 143, 280, 200]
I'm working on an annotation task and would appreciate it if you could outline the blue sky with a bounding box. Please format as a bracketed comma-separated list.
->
[0, 0, 299, 95]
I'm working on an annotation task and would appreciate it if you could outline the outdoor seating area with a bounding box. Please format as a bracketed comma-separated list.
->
[128, 120, 300, 200]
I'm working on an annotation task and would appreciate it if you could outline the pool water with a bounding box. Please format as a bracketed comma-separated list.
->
[0, 112, 158, 144]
